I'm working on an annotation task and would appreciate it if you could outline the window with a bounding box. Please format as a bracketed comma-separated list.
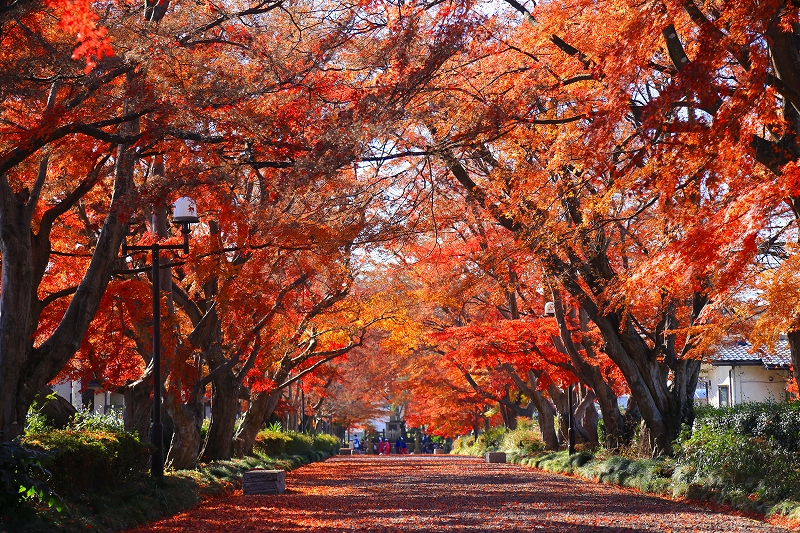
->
[718, 385, 730, 406]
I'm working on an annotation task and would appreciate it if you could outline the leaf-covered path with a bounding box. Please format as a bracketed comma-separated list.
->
[125, 456, 794, 532]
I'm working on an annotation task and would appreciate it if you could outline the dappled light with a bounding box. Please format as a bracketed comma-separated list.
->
[123, 457, 791, 532]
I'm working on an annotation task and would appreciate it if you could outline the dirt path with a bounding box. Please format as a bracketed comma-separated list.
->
[125, 455, 794, 532]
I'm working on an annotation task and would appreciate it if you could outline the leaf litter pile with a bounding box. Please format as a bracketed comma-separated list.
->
[124, 456, 795, 532]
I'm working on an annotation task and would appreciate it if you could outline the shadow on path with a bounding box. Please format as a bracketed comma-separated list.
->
[124, 456, 791, 533]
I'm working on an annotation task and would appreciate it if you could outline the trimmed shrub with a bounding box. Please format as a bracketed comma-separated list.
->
[21, 429, 149, 494]
[312, 433, 340, 455]
[284, 431, 314, 455]
[694, 402, 800, 454]
[254, 430, 292, 456]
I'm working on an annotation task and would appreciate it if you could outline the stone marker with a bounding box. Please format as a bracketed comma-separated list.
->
[242, 469, 286, 495]
[485, 452, 506, 463]
[339, 447, 352, 455]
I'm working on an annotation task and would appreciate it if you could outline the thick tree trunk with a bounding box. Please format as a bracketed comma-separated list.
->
[499, 396, 518, 429]
[0, 197, 37, 439]
[120, 371, 154, 442]
[504, 366, 558, 450]
[589, 310, 699, 456]
[574, 386, 598, 445]
[234, 389, 283, 456]
[592, 371, 625, 450]
[531, 391, 559, 451]
[200, 368, 240, 462]
[0, 140, 134, 441]
[164, 387, 203, 470]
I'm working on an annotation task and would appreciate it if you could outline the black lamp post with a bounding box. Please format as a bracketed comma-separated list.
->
[299, 380, 305, 433]
[567, 383, 575, 455]
[122, 197, 199, 481]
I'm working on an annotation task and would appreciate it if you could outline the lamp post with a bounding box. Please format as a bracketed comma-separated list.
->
[299, 380, 305, 433]
[122, 197, 199, 481]
[567, 383, 575, 455]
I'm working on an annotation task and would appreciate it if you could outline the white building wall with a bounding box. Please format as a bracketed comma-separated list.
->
[699, 364, 789, 407]
[52, 380, 82, 410]
[52, 380, 125, 414]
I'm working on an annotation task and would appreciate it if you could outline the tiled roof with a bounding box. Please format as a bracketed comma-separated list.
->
[712, 340, 791, 368]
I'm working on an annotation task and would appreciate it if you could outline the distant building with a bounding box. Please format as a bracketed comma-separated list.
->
[698, 340, 791, 407]
[52, 380, 125, 414]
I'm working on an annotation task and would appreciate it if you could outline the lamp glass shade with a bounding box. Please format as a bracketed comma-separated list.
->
[173, 197, 199, 223]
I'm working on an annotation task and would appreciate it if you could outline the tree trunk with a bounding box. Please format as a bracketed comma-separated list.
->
[574, 386, 598, 445]
[0, 191, 37, 439]
[591, 370, 625, 450]
[504, 367, 559, 450]
[200, 364, 240, 461]
[0, 126, 135, 441]
[233, 389, 282, 456]
[499, 395, 518, 429]
[789, 328, 800, 391]
[120, 376, 153, 443]
[164, 387, 203, 470]
[531, 391, 559, 451]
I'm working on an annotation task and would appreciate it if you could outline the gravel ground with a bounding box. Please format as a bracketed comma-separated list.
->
[125, 455, 795, 532]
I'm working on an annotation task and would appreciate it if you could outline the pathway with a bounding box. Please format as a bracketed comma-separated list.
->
[125, 455, 794, 532]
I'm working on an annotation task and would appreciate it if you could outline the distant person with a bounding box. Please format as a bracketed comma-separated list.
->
[383, 438, 391, 455]
[400, 436, 408, 454]
[378, 436, 384, 454]
[421, 434, 431, 453]
[353, 436, 360, 452]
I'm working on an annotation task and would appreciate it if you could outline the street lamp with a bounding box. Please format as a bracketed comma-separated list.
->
[122, 196, 199, 482]
[567, 383, 575, 455]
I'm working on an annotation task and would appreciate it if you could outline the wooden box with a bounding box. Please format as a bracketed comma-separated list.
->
[485, 452, 506, 463]
[242, 469, 286, 494]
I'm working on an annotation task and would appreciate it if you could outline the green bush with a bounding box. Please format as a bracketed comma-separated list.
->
[452, 435, 475, 452]
[21, 429, 149, 495]
[71, 409, 124, 433]
[254, 430, 292, 456]
[694, 402, 800, 454]
[675, 422, 800, 501]
[501, 419, 545, 456]
[0, 441, 62, 519]
[478, 426, 506, 451]
[312, 433, 340, 455]
[285, 431, 314, 455]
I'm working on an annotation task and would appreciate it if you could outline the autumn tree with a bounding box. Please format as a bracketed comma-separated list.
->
[332, 0, 739, 454]
[1, 0, 480, 450]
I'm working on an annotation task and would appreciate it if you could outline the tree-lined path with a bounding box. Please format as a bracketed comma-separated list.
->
[124, 456, 791, 532]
